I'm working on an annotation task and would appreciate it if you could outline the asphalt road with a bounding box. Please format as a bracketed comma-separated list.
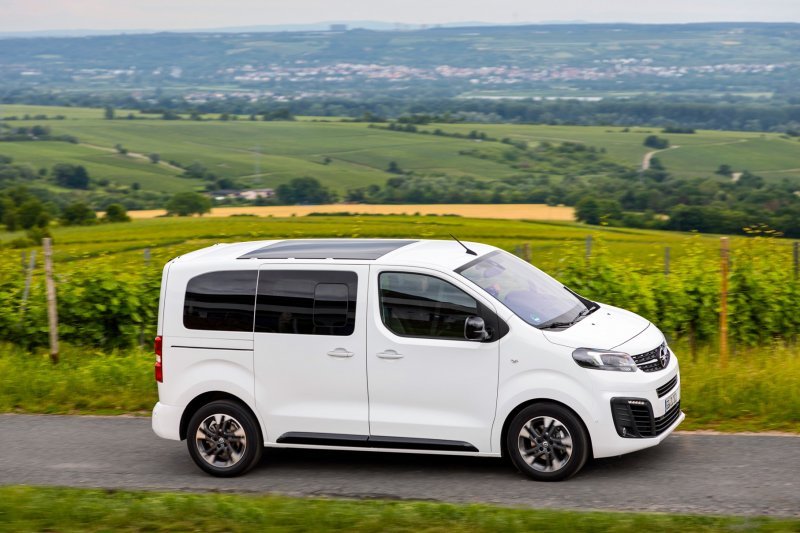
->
[1, 414, 799, 517]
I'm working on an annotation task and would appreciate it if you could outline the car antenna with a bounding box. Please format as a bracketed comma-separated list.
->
[450, 234, 477, 256]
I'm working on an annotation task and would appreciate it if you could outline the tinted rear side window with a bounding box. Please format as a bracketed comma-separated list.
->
[184, 270, 258, 331]
[255, 271, 357, 336]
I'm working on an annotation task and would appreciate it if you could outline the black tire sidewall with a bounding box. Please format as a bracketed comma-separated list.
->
[506, 403, 589, 481]
[186, 400, 263, 477]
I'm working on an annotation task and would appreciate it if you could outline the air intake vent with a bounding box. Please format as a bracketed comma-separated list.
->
[611, 398, 681, 438]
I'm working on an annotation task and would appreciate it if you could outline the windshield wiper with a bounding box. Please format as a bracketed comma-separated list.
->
[542, 305, 597, 330]
[541, 321, 575, 330]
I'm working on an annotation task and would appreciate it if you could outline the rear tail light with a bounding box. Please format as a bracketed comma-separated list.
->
[154, 335, 163, 383]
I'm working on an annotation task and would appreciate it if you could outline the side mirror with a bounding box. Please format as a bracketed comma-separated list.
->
[464, 316, 490, 341]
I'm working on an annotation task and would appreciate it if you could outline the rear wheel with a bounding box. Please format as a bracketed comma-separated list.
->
[186, 400, 263, 477]
[506, 403, 589, 481]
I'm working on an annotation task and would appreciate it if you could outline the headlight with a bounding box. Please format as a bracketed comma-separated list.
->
[572, 348, 637, 372]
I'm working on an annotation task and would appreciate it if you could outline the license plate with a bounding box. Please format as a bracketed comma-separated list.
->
[665, 388, 679, 411]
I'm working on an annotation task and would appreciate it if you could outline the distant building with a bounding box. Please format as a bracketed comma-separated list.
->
[239, 188, 275, 200]
[329, 24, 348, 32]
[210, 188, 275, 201]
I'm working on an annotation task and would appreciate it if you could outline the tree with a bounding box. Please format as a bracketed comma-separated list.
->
[115, 143, 128, 155]
[276, 177, 335, 205]
[61, 202, 97, 226]
[575, 197, 601, 225]
[104, 106, 115, 120]
[643, 135, 669, 149]
[166, 192, 211, 216]
[716, 164, 733, 177]
[52, 163, 90, 189]
[148, 153, 160, 164]
[103, 203, 130, 223]
[17, 199, 50, 229]
[387, 161, 402, 174]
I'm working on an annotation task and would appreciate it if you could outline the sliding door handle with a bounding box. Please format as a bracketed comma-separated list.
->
[327, 348, 354, 358]
[376, 350, 404, 360]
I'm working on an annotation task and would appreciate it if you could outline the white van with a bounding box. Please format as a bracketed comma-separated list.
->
[152, 238, 682, 481]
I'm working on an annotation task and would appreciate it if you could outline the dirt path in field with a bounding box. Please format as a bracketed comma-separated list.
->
[641, 145, 680, 170]
[80, 143, 184, 173]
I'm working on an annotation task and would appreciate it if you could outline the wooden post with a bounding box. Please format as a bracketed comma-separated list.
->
[522, 243, 531, 263]
[664, 246, 671, 276]
[719, 237, 729, 368]
[794, 242, 799, 280]
[43, 238, 59, 364]
[20, 250, 36, 316]
[144, 247, 151, 265]
[585, 235, 593, 262]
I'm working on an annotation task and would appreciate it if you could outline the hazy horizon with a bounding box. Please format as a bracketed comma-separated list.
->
[1, 0, 798, 33]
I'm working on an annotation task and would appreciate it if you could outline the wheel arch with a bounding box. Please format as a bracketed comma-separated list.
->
[499, 398, 594, 460]
[179, 391, 263, 442]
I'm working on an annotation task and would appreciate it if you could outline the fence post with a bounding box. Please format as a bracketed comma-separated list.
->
[523, 243, 531, 263]
[664, 246, 670, 276]
[585, 235, 593, 262]
[20, 250, 36, 316]
[719, 237, 729, 368]
[794, 242, 799, 280]
[43, 238, 59, 364]
[144, 247, 151, 266]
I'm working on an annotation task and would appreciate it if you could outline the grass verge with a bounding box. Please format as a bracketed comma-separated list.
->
[0, 341, 798, 433]
[0, 486, 798, 532]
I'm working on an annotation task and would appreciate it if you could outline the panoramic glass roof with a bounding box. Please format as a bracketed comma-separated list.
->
[238, 239, 417, 260]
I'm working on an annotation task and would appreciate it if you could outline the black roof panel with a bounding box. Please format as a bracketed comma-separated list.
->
[238, 239, 417, 260]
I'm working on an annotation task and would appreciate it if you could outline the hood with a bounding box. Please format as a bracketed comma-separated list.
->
[542, 304, 650, 350]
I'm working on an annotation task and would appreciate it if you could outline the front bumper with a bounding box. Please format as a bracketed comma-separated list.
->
[589, 365, 683, 458]
[152, 401, 182, 440]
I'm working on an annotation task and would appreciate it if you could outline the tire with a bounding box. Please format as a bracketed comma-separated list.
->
[186, 399, 263, 477]
[506, 403, 589, 482]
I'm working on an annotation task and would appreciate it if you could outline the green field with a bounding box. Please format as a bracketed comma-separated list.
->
[422, 123, 800, 180]
[3, 486, 797, 533]
[2, 105, 799, 197]
[0, 212, 785, 272]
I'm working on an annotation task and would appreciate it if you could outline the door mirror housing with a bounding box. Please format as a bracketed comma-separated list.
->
[464, 316, 490, 341]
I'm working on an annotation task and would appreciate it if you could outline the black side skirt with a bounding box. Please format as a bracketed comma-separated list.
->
[276, 432, 478, 452]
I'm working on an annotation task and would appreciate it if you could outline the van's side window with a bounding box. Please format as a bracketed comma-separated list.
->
[255, 271, 357, 336]
[379, 272, 479, 340]
[184, 270, 258, 331]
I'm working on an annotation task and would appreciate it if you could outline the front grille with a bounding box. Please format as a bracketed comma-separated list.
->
[656, 375, 678, 398]
[611, 398, 682, 438]
[631, 342, 670, 372]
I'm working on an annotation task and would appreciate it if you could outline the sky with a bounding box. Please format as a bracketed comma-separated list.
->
[0, 0, 798, 32]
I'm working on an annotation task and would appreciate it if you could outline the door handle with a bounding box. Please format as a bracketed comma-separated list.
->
[327, 348, 354, 358]
[376, 349, 404, 359]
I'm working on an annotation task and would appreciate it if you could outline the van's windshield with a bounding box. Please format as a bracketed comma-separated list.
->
[457, 250, 594, 329]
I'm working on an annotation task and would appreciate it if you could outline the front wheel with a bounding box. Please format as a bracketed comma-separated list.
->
[506, 403, 589, 481]
[186, 400, 263, 477]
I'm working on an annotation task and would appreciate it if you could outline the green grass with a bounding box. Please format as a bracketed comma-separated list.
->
[3, 105, 799, 195]
[0, 486, 797, 532]
[1, 339, 798, 432]
[0, 344, 154, 415]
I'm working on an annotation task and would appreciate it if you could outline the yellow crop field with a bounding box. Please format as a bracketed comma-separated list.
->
[126, 203, 575, 220]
